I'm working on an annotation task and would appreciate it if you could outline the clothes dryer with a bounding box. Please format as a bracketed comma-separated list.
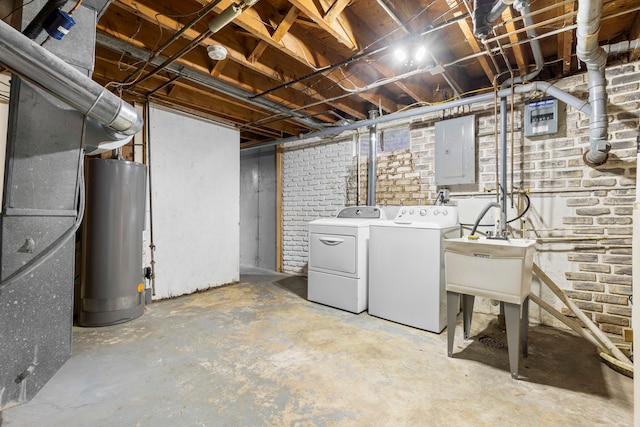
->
[308, 206, 386, 313]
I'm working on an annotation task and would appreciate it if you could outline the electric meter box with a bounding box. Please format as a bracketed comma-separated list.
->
[524, 98, 558, 137]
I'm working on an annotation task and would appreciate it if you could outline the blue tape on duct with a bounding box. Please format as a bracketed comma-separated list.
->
[43, 9, 75, 40]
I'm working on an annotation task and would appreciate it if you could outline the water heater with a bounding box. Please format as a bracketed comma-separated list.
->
[79, 158, 147, 326]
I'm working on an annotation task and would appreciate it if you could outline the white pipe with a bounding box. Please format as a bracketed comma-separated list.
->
[576, 0, 610, 165]
[0, 19, 142, 137]
[501, 0, 545, 88]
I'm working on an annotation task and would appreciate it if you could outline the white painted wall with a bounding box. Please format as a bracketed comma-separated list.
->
[149, 106, 239, 299]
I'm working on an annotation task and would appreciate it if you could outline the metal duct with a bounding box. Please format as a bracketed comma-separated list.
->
[576, 0, 610, 165]
[0, 19, 142, 139]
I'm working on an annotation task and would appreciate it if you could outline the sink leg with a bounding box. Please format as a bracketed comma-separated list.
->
[503, 302, 521, 379]
[462, 294, 475, 340]
[521, 297, 529, 358]
[447, 291, 460, 357]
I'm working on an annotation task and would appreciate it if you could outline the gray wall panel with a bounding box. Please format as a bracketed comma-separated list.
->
[240, 148, 276, 270]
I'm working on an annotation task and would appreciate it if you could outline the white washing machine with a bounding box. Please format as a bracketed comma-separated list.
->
[308, 206, 386, 313]
[368, 206, 460, 332]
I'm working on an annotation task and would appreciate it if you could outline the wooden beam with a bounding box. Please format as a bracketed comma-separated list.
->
[272, 5, 300, 42]
[559, 1, 576, 75]
[104, 2, 368, 119]
[446, 0, 496, 84]
[248, 5, 299, 62]
[502, 8, 528, 77]
[629, 11, 640, 61]
[324, 0, 351, 23]
[288, 0, 357, 49]
[210, 59, 227, 77]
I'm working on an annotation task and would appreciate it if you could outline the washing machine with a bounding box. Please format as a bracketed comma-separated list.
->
[308, 206, 386, 313]
[368, 205, 460, 332]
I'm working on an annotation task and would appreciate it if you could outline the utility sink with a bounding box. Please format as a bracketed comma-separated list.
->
[444, 236, 537, 379]
[444, 237, 536, 305]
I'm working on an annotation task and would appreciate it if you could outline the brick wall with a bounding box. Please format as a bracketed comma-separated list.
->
[281, 61, 638, 337]
[282, 138, 356, 274]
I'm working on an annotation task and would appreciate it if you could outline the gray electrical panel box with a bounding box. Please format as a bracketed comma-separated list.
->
[524, 98, 558, 137]
[435, 115, 476, 185]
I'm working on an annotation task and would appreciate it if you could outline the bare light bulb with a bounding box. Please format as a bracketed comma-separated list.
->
[394, 48, 407, 63]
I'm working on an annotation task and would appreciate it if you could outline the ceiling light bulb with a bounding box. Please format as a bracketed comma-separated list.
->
[414, 46, 427, 62]
[394, 48, 407, 62]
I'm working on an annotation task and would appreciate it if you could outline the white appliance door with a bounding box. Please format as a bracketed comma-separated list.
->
[309, 232, 357, 275]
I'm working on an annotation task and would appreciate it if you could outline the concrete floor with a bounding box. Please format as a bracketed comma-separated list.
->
[1, 267, 633, 426]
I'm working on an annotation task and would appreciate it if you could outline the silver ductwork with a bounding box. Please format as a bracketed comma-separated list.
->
[0, 19, 142, 141]
[576, 0, 610, 165]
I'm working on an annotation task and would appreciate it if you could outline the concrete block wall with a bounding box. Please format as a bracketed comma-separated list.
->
[281, 61, 638, 337]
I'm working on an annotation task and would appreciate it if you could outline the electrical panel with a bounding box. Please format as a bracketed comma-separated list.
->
[435, 115, 476, 185]
[524, 98, 558, 137]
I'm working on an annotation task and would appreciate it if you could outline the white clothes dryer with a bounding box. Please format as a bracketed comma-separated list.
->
[308, 206, 386, 313]
[368, 206, 460, 332]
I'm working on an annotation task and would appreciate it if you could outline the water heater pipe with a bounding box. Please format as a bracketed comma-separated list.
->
[0, 19, 142, 138]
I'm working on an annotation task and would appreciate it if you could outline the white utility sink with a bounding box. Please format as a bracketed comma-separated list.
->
[444, 237, 536, 305]
[444, 236, 537, 379]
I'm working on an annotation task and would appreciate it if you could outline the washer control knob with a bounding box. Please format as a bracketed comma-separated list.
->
[409, 209, 415, 215]
[420, 209, 427, 216]
[433, 209, 440, 215]
[442, 209, 449, 216]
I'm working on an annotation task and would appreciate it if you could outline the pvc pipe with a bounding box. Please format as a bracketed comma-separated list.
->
[576, 0, 610, 165]
[501, 0, 545, 88]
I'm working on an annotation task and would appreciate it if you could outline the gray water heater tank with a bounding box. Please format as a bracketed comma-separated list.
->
[79, 158, 147, 327]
